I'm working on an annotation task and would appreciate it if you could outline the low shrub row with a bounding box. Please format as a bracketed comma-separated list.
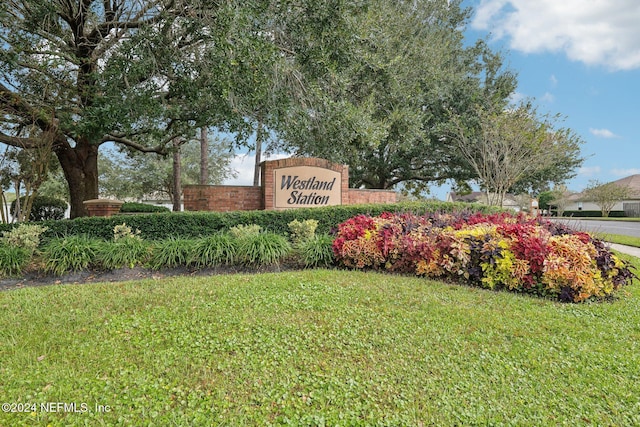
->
[561, 210, 627, 218]
[0, 201, 504, 241]
[332, 211, 636, 302]
[0, 222, 334, 277]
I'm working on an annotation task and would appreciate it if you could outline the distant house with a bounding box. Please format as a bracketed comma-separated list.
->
[565, 174, 640, 216]
[446, 191, 521, 211]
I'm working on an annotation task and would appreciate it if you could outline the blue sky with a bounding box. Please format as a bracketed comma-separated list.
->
[227, 0, 640, 199]
[463, 0, 640, 194]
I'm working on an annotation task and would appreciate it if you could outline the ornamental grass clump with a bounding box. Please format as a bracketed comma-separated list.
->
[96, 223, 150, 269]
[333, 212, 636, 302]
[237, 232, 291, 267]
[43, 235, 102, 275]
[189, 233, 237, 267]
[148, 238, 195, 270]
[0, 223, 48, 276]
[299, 233, 335, 267]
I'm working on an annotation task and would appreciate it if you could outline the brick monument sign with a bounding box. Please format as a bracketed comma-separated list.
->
[183, 157, 396, 212]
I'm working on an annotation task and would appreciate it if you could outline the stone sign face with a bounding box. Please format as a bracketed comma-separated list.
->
[273, 166, 342, 208]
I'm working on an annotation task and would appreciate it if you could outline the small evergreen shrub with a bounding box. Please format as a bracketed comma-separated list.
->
[229, 224, 263, 239]
[113, 223, 141, 241]
[190, 233, 237, 267]
[37, 201, 505, 241]
[288, 219, 319, 245]
[11, 195, 67, 221]
[299, 234, 334, 268]
[237, 233, 291, 267]
[2, 223, 48, 254]
[42, 236, 102, 275]
[0, 245, 31, 276]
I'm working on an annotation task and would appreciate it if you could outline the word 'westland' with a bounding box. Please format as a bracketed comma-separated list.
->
[280, 175, 336, 205]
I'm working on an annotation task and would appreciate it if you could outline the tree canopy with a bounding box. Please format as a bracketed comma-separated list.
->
[450, 102, 584, 206]
[274, 0, 518, 193]
[0, 0, 585, 216]
[0, 0, 362, 217]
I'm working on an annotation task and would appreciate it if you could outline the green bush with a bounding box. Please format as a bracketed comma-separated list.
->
[2, 223, 48, 254]
[36, 201, 505, 241]
[97, 238, 150, 270]
[10, 195, 67, 221]
[0, 245, 31, 277]
[229, 224, 262, 239]
[561, 210, 626, 218]
[42, 236, 102, 275]
[148, 238, 195, 270]
[298, 234, 335, 268]
[190, 233, 237, 267]
[120, 202, 170, 213]
[288, 219, 318, 245]
[237, 233, 291, 267]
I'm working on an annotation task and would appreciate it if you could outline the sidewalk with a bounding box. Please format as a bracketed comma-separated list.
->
[607, 243, 640, 258]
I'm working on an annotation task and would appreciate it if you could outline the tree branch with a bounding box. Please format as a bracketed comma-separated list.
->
[103, 134, 170, 155]
[0, 131, 41, 149]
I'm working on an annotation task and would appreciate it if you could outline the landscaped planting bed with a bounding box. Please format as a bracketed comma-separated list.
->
[0, 207, 635, 303]
[333, 211, 636, 302]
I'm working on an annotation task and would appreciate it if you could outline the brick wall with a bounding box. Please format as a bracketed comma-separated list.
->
[347, 189, 397, 205]
[183, 158, 397, 212]
[183, 185, 263, 212]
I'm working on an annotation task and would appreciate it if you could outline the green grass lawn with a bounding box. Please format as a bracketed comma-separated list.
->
[1, 259, 640, 426]
[596, 232, 640, 248]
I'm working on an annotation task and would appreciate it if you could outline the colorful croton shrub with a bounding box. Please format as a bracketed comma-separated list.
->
[332, 212, 636, 302]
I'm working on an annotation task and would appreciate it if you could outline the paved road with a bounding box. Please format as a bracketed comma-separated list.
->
[548, 218, 640, 238]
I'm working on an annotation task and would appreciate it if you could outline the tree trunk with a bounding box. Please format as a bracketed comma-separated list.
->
[54, 138, 99, 218]
[200, 127, 209, 185]
[172, 140, 182, 212]
[253, 118, 263, 187]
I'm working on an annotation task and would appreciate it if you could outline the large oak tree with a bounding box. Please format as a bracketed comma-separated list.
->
[0, 0, 360, 217]
[0, 0, 243, 216]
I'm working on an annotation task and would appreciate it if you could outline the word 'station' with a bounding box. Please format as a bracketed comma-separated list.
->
[274, 166, 342, 209]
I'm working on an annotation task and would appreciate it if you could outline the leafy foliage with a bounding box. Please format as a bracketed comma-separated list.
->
[298, 234, 335, 268]
[42, 236, 102, 275]
[96, 237, 150, 270]
[120, 202, 170, 213]
[333, 212, 636, 302]
[236, 233, 291, 267]
[189, 233, 237, 267]
[288, 219, 319, 245]
[10, 196, 67, 222]
[26, 201, 504, 241]
[148, 238, 196, 270]
[0, 245, 30, 276]
[2, 223, 47, 254]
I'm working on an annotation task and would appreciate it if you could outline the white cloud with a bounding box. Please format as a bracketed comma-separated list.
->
[472, 0, 640, 71]
[507, 91, 526, 105]
[612, 168, 640, 177]
[224, 153, 290, 185]
[541, 92, 554, 103]
[549, 74, 558, 86]
[589, 128, 620, 138]
[578, 166, 601, 177]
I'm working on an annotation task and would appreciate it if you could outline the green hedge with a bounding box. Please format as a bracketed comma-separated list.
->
[10, 195, 67, 221]
[120, 202, 171, 213]
[0, 201, 505, 242]
[562, 210, 627, 218]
